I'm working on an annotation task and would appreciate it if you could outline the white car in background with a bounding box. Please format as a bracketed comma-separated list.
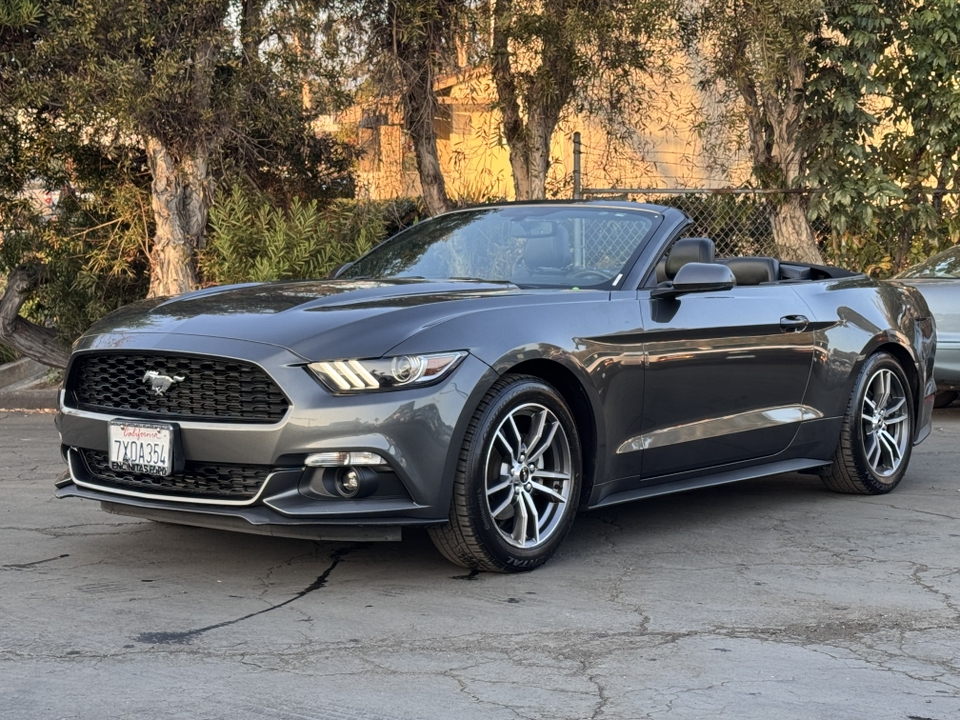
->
[897, 246, 960, 407]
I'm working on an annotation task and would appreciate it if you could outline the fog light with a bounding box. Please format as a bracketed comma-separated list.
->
[306, 451, 387, 467]
[333, 466, 378, 498]
[339, 469, 360, 496]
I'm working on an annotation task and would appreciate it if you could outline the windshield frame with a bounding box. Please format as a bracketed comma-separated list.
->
[339, 203, 665, 290]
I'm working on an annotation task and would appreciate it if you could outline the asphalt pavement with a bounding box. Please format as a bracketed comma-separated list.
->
[2, 408, 959, 720]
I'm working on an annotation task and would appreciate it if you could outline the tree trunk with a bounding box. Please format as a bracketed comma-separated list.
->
[0, 266, 71, 368]
[391, 0, 453, 217]
[733, 42, 823, 265]
[519, 105, 553, 199]
[505, 142, 532, 200]
[403, 81, 452, 216]
[144, 35, 216, 298]
[145, 136, 212, 298]
[769, 196, 822, 264]
[505, 115, 552, 200]
[492, 0, 574, 201]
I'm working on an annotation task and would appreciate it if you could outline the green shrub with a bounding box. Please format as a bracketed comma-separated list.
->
[813, 191, 960, 278]
[201, 187, 421, 285]
[0, 342, 19, 364]
[0, 181, 151, 345]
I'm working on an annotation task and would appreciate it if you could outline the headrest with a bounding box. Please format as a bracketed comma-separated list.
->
[665, 238, 715, 279]
[718, 257, 780, 285]
[522, 228, 572, 270]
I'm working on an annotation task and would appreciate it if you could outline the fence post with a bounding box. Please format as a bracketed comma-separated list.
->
[572, 132, 582, 200]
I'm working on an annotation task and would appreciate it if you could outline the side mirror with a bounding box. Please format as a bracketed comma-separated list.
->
[651, 262, 735, 299]
[328, 261, 354, 279]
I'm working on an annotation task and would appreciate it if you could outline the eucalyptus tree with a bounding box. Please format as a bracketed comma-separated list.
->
[490, 0, 674, 200]
[1, 1, 347, 298]
[685, 0, 834, 264]
[337, 0, 470, 216]
[0, 0, 352, 365]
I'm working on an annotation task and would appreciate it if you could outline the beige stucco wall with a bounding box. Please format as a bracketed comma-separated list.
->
[344, 60, 752, 202]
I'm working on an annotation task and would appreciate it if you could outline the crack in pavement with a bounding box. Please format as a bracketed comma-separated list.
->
[134, 546, 361, 645]
[910, 562, 960, 618]
[583, 659, 610, 720]
[0, 521, 145, 532]
[1, 553, 70, 570]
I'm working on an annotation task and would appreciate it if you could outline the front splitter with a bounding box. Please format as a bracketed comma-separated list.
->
[100, 501, 403, 542]
[57, 481, 447, 542]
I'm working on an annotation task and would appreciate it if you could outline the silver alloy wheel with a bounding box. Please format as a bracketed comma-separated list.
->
[860, 367, 910, 478]
[484, 402, 574, 549]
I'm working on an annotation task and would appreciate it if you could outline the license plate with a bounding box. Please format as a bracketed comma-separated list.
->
[108, 421, 174, 476]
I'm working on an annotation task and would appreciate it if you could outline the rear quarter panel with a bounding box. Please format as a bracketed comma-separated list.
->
[791, 276, 935, 428]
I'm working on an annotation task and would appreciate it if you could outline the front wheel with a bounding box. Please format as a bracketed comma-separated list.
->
[428, 374, 582, 572]
[821, 352, 914, 495]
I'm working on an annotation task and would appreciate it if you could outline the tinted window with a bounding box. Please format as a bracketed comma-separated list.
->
[341, 206, 657, 288]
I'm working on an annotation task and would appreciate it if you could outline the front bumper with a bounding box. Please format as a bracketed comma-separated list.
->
[56, 333, 496, 536]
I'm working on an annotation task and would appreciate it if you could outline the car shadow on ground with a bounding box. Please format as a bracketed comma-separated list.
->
[73, 469, 840, 580]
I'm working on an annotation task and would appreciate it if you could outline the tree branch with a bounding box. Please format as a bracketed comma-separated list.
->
[492, 0, 524, 148]
[0, 265, 71, 369]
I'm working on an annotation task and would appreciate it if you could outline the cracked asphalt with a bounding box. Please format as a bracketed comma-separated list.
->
[2, 409, 960, 720]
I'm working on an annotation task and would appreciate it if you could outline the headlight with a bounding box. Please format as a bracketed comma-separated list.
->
[307, 351, 467, 392]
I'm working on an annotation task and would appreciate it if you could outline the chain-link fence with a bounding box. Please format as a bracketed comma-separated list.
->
[568, 131, 788, 257]
[569, 132, 960, 272]
[579, 187, 790, 259]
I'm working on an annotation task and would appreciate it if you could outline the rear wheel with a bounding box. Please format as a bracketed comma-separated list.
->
[821, 352, 914, 495]
[428, 374, 582, 572]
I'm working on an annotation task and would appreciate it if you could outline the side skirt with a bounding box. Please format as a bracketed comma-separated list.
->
[588, 458, 830, 510]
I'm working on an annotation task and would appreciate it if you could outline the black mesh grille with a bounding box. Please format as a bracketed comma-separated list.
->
[81, 449, 271, 501]
[68, 353, 290, 422]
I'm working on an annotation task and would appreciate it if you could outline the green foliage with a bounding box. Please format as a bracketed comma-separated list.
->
[0, 147, 152, 341]
[687, 0, 960, 273]
[503, 0, 675, 117]
[0, 341, 18, 364]
[0, 77, 155, 343]
[2, 0, 355, 197]
[806, 0, 960, 275]
[201, 186, 420, 285]
[0, 0, 357, 350]
[335, 0, 471, 214]
[491, 0, 676, 198]
[686, 0, 830, 187]
[0, 0, 40, 27]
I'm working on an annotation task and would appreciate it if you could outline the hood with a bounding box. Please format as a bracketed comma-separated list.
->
[82, 278, 577, 360]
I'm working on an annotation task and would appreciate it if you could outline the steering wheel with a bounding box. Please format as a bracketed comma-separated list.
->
[569, 269, 611, 282]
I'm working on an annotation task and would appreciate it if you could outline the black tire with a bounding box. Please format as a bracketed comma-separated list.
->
[428, 374, 582, 572]
[821, 352, 914, 495]
[934, 390, 958, 408]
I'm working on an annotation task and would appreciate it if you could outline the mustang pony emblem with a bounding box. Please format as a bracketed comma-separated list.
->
[142, 370, 186, 396]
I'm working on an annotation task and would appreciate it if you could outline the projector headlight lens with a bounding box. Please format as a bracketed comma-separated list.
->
[307, 351, 466, 393]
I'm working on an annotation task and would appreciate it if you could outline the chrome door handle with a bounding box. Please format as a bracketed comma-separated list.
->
[780, 315, 809, 332]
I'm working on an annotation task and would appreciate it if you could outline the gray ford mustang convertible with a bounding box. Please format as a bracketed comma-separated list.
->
[56, 201, 937, 571]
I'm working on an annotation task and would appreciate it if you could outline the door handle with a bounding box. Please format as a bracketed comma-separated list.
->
[780, 314, 809, 332]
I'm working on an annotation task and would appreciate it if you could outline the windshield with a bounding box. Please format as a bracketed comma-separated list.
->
[899, 246, 960, 278]
[341, 205, 659, 288]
